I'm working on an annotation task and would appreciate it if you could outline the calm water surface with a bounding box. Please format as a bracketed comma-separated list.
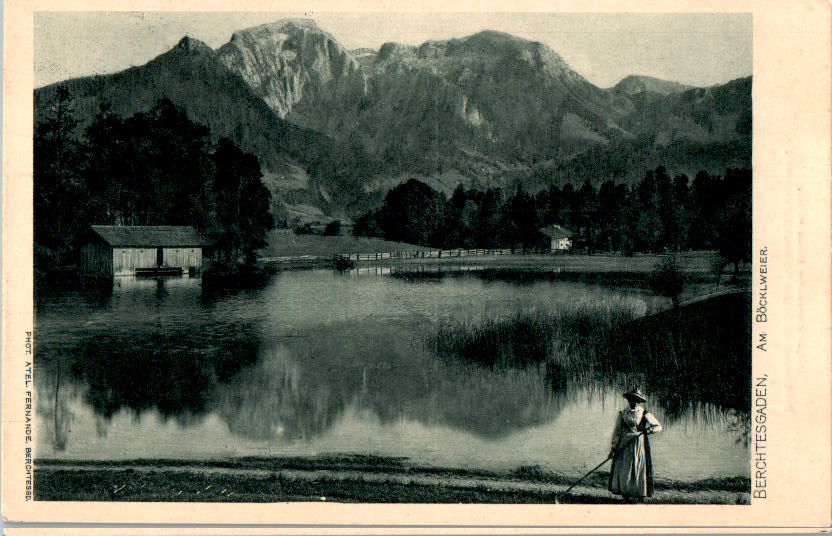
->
[35, 270, 748, 480]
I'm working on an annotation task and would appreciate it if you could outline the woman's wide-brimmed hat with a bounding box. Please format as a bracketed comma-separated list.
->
[623, 388, 647, 402]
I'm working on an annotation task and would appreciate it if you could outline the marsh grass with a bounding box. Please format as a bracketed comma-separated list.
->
[427, 295, 645, 370]
[599, 292, 751, 416]
[427, 292, 750, 415]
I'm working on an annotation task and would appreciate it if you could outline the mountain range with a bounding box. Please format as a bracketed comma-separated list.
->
[34, 19, 752, 223]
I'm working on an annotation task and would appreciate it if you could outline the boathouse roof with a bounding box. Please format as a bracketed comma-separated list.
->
[539, 224, 572, 239]
[90, 226, 212, 247]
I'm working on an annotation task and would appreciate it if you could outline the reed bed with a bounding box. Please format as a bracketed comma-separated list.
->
[426, 292, 750, 415]
[427, 294, 646, 369]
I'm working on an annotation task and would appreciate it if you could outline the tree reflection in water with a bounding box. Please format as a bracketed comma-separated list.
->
[34, 272, 749, 457]
[214, 325, 570, 442]
[36, 318, 572, 448]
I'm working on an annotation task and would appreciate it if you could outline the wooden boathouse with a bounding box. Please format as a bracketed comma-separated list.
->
[81, 225, 211, 277]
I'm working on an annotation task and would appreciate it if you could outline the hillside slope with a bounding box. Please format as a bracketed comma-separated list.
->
[35, 21, 752, 220]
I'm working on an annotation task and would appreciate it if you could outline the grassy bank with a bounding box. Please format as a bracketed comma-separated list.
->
[600, 292, 751, 415]
[382, 251, 723, 273]
[427, 292, 751, 416]
[257, 231, 735, 275]
[34, 457, 749, 504]
[428, 295, 644, 369]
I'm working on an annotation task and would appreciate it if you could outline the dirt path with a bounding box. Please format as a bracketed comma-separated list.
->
[35, 461, 750, 504]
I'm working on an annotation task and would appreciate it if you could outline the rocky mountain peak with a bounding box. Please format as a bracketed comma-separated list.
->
[174, 36, 214, 55]
[447, 31, 559, 61]
[372, 30, 584, 86]
[613, 75, 692, 95]
[267, 17, 320, 31]
[217, 19, 367, 131]
[229, 18, 325, 43]
[454, 30, 529, 50]
[377, 42, 418, 62]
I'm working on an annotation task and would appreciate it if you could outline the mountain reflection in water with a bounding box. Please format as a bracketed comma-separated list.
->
[34, 271, 749, 479]
[214, 329, 565, 442]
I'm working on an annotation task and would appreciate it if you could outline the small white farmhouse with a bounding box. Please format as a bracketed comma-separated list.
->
[539, 224, 573, 252]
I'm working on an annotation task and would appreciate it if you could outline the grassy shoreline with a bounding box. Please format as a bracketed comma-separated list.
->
[35, 456, 749, 504]
[427, 292, 751, 416]
[259, 248, 726, 271]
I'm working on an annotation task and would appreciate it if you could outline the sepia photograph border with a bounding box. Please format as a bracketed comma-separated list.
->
[2, 0, 830, 530]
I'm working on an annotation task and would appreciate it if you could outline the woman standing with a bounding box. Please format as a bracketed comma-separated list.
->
[608, 388, 662, 502]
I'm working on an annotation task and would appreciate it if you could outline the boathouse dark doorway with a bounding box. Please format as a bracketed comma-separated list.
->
[156, 247, 163, 267]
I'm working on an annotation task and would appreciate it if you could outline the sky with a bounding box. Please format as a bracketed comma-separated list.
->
[34, 12, 752, 89]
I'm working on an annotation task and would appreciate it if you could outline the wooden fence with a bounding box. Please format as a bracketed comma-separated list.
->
[342, 248, 520, 261]
[259, 247, 567, 264]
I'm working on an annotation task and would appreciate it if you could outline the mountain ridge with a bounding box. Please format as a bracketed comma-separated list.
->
[34, 33, 374, 221]
[612, 74, 693, 95]
[34, 19, 751, 222]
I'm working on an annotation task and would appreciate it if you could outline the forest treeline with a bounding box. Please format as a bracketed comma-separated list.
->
[34, 89, 274, 273]
[35, 88, 751, 278]
[354, 167, 751, 273]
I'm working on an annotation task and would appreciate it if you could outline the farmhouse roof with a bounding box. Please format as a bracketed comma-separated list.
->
[90, 225, 212, 247]
[539, 224, 572, 239]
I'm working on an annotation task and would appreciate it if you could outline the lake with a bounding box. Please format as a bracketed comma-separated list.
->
[34, 269, 749, 481]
